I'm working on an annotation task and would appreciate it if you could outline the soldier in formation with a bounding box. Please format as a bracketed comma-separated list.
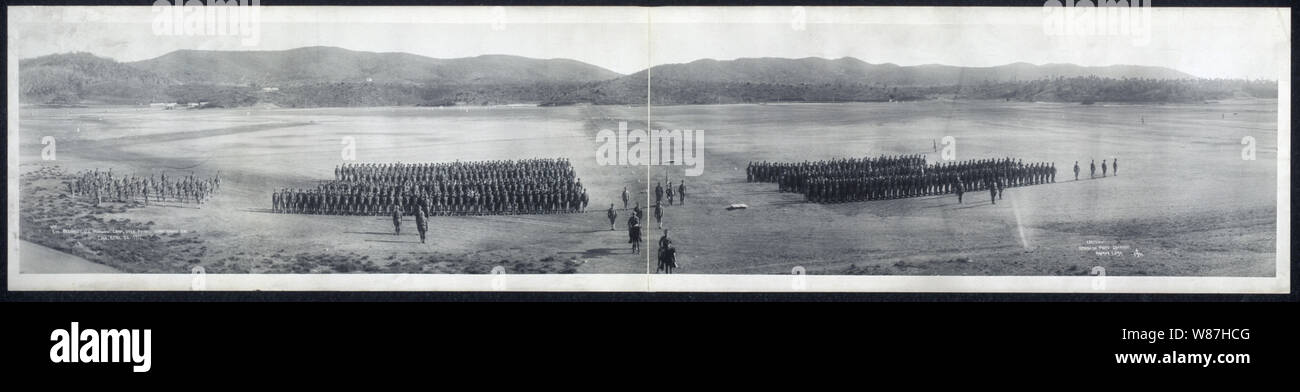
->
[272, 159, 588, 216]
[69, 169, 221, 206]
[748, 156, 1055, 204]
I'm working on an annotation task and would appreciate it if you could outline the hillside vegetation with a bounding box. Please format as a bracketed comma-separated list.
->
[19, 49, 1275, 107]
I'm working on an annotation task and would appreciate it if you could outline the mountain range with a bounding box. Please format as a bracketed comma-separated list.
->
[640, 57, 1193, 86]
[19, 46, 1266, 107]
[129, 46, 623, 86]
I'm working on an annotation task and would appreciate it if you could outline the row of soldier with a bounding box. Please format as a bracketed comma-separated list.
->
[272, 186, 590, 215]
[752, 157, 1056, 203]
[334, 159, 575, 184]
[1073, 158, 1118, 180]
[747, 154, 928, 183]
[652, 180, 686, 206]
[67, 169, 221, 206]
[274, 159, 588, 216]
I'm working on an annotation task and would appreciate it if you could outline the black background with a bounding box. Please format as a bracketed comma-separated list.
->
[1, 301, 1296, 380]
[2, 0, 1296, 381]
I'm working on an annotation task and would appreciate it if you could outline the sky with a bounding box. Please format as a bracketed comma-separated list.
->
[8, 6, 1290, 79]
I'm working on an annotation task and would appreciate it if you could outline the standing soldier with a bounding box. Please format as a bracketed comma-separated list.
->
[621, 186, 629, 210]
[628, 213, 642, 254]
[391, 208, 402, 236]
[665, 182, 675, 205]
[634, 202, 643, 221]
[415, 206, 429, 244]
[1112, 158, 1117, 176]
[1090, 160, 1096, 179]
[659, 245, 678, 274]
[653, 202, 664, 229]
[607, 204, 618, 231]
[989, 179, 998, 205]
[654, 182, 664, 205]
[1073, 161, 1080, 181]
[678, 180, 685, 204]
[657, 230, 675, 274]
[1101, 158, 1108, 177]
[996, 176, 1004, 200]
[954, 176, 964, 204]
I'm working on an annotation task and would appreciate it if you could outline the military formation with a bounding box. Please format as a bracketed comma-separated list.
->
[271, 159, 589, 216]
[748, 155, 1056, 203]
[1074, 158, 1118, 180]
[68, 169, 221, 206]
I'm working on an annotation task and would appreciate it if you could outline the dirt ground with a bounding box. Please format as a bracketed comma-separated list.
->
[645, 99, 1278, 276]
[15, 99, 1279, 276]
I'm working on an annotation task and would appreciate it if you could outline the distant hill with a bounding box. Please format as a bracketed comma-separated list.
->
[591, 57, 1260, 105]
[19, 52, 171, 104]
[934, 76, 1277, 103]
[128, 46, 623, 86]
[636, 57, 1195, 87]
[19, 49, 1270, 107]
[19, 47, 625, 107]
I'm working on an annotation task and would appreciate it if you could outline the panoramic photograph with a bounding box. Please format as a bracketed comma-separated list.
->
[6, 6, 1288, 291]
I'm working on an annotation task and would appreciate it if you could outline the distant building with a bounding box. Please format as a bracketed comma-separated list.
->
[262, 87, 280, 92]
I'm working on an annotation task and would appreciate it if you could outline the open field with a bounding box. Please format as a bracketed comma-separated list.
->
[17, 105, 651, 274]
[15, 99, 1279, 276]
[646, 99, 1279, 276]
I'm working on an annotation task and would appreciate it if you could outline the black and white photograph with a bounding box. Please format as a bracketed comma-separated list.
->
[6, 5, 1290, 292]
